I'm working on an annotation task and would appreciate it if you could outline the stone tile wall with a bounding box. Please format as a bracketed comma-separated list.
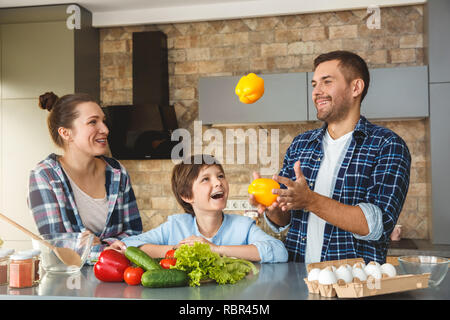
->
[100, 5, 430, 239]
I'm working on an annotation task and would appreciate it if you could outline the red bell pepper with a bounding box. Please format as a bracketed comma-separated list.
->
[94, 249, 131, 282]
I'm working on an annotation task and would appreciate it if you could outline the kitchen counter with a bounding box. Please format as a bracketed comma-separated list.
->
[0, 262, 449, 300]
[388, 239, 450, 258]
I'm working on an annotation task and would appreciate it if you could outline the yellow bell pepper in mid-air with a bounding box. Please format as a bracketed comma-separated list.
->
[248, 178, 280, 207]
[235, 73, 265, 104]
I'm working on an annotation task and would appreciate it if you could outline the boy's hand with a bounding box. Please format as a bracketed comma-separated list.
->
[175, 235, 218, 250]
[106, 240, 127, 254]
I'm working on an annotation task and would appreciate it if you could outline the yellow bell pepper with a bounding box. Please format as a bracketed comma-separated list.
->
[235, 73, 265, 104]
[248, 178, 280, 207]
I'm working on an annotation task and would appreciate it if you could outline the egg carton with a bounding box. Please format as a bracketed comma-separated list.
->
[304, 258, 431, 298]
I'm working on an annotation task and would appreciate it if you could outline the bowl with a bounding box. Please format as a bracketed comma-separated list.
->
[32, 232, 93, 274]
[398, 255, 449, 287]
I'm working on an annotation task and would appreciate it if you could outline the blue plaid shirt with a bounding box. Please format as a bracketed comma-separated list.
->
[28, 153, 143, 262]
[280, 116, 411, 264]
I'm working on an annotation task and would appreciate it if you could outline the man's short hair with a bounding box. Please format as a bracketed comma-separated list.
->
[314, 50, 370, 102]
[171, 154, 224, 216]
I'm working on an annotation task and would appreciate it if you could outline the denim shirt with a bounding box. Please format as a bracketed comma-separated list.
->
[277, 116, 411, 264]
[28, 153, 143, 261]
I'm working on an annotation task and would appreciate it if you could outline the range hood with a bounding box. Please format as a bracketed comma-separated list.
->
[104, 31, 178, 160]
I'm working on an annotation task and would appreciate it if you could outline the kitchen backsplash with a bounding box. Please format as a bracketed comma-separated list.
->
[99, 5, 429, 239]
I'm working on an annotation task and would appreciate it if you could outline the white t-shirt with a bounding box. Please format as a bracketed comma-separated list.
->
[65, 171, 109, 234]
[305, 129, 353, 263]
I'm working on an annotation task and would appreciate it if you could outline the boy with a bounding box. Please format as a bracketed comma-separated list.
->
[108, 154, 288, 263]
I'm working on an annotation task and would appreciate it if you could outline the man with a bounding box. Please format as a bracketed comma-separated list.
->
[250, 51, 411, 264]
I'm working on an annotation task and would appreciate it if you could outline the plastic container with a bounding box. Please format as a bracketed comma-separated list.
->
[9, 251, 36, 288]
[0, 248, 15, 285]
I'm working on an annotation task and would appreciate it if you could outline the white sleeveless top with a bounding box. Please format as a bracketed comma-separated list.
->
[65, 171, 109, 234]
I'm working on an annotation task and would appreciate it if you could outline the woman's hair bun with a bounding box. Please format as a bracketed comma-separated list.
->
[39, 92, 59, 112]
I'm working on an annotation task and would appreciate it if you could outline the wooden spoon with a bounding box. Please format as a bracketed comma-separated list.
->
[0, 212, 82, 267]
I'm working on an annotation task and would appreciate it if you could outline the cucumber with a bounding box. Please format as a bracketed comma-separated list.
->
[141, 269, 189, 288]
[125, 246, 162, 271]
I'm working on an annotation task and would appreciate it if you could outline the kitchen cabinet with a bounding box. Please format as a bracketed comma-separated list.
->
[429, 83, 450, 244]
[427, 0, 450, 83]
[0, 5, 99, 249]
[308, 65, 429, 121]
[200, 66, 428, 125]
[199, 72, 308, 125]
[427, 0, 450, 245]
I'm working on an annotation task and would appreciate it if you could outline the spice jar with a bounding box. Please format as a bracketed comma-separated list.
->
[9, 252, 35, 288]
[31, 249, 41, 284]
[22, 249, 41, 285]
[0, 248, 15, 286]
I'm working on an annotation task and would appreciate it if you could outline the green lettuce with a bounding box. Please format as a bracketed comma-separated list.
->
[172, 243, 259, 287]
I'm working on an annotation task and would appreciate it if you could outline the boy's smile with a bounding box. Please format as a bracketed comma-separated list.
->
[183, 165, 229, 214]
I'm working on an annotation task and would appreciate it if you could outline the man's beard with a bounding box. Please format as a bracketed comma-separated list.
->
[316, 96, 352, 123]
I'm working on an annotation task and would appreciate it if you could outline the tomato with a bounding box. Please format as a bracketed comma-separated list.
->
[235, 73, 265, 104]
[160, 258, 177, 269]
[165, 249, 176, 259]
[248, 178, 280, 207]
[123, 266, 144, 286]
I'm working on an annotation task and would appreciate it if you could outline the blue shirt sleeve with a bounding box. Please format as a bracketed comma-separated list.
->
[246, 220, 288, 263]
[354, 202, 383, 241]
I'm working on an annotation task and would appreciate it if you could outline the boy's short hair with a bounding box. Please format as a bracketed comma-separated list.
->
[171, 154, 224, 216]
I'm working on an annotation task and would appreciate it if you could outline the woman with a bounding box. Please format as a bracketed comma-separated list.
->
[28, 92, 142, 262]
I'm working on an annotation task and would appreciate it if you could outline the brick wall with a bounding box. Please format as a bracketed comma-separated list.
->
[100, 5, 430, 239]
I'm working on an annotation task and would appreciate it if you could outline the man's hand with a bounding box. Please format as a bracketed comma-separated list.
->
[248, 171, 281, 215]
[272, 161, 313, 211]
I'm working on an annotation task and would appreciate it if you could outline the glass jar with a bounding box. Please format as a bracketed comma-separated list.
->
[0, 248, 15, 286]
[31, 249, 41, 284]
[22, 249, 41, 285]
[9, 252, 35, 288]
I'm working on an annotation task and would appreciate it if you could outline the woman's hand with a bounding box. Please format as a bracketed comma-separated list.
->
[105, 240, 127, 254]
[81, 230, 102, 248]
[82, 230, 102, 246]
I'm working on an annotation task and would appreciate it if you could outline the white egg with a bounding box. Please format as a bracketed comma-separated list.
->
[364, 263, 382, 279]
[342, 264, 353, 272]
[380, 263, 397, 277]
[368, 261, 380, 267]
[335, 265, 354, 283]
[353, 262, 366, 270]
[307, 268, 321, 281]
[352, 267, 368, 281]
[318, 267, 337, 285]
[331, 265, 337, 272]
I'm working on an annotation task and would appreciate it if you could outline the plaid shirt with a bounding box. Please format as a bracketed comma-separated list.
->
[280, 116, 411, 264]
[28, 153, 142, 262]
